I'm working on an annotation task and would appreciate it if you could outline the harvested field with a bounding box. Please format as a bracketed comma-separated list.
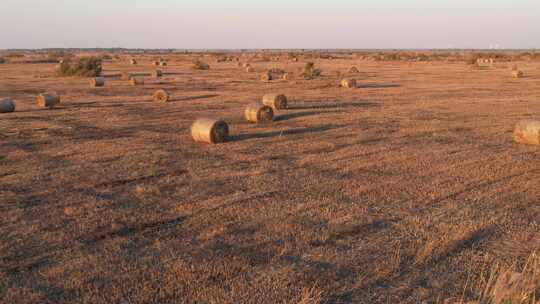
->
[0, 54, 540, 303]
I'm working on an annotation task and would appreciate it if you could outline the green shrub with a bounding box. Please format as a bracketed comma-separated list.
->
[192, 60, 210, 70]
[56, 56, 102, 77]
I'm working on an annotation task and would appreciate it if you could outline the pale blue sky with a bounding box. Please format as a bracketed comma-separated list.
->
[2, 0, 539, 49]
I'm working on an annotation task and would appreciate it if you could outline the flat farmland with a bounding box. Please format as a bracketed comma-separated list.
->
[1, 55, 539, 303]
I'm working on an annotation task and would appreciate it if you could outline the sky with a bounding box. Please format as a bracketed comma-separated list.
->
[1, 0, 539, 49]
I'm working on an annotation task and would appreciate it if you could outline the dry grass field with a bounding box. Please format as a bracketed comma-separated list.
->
[1, 53, 540, 303]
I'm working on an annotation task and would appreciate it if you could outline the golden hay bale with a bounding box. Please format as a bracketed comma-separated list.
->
[153, 89, 169, 103]
[191, 118, 229, 144]
[340, 78, 357, 88]
[152, 70, 163, 78]
[159, 61, 167, 67]
[0, 98, 15, 113]
[260, 72, 272, 82]
[348, 66, 360, 73]
[282, 73, 290, 80]
[121, 72, 132, 80]
[262, 94, 287, 110]
[130, 59, 137, 65]
[246, 66, 255, 73]
[130, 77, 144, 86]
[512, 70, 524, 78]
[244, 102, 274, 123]
[243, 63, 251, 68]
[90, 77, 105, 87]
[37, 93, 60, 109]
[513, 120, 540, 145]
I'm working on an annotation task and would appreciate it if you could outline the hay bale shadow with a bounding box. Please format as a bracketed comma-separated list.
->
[274, 110, 341, 121]
[287, 101, 380, 110]
[358, 83, 401, 89]
[171, 94, 219, 102]
[229, 125, 338, 142]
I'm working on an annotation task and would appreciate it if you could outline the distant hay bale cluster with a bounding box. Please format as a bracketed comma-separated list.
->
[190, 92, 289, 143]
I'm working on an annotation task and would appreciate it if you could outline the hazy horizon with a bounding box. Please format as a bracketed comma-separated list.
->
[2, 0, 539, 49]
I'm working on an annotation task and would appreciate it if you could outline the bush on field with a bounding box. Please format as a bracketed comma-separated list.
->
[192, 60, 210, 70]
[56, 56, 102, 77]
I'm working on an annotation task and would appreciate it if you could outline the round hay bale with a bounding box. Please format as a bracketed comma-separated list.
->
[340, 78, 357, 88]
[90, 77, 105, 87]
[262, 94, 287, 110]
[282, 73, 290, 80]
[512, 70, 523, 78]
[244, 102, 274, 123]
[349, 66, 360, 74]
[159, 61, 167, 67]
[153, 89, 169, 103]
[260, 72, 272, 82]
[37, 93, 60, 109]
[0, 98, 15, 113]
[130, 59, 137, 65]
[243, 63, 251, 68]
[246, 66, 255, 73]
[513, 120, 540, 145]
[152, 70, 163, 78]
[191, 118, 229, 144]
[121, 72, 132, 80]
[130, 77, 144, 86]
